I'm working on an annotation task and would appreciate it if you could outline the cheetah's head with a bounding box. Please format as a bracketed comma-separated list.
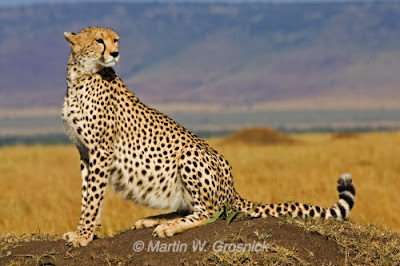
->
[64, 27, 120, 72]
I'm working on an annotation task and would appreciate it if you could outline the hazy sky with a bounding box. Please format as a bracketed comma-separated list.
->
[0, 0, 395, 8]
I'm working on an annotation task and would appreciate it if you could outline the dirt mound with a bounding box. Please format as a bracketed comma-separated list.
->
[331, 131, 359, 140]
[0, 218, 342, 265]
[2, 217, 399, 265]
[221, 126, 295, 145]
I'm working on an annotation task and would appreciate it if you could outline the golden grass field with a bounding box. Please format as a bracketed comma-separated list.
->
[1, 131, 399, 237]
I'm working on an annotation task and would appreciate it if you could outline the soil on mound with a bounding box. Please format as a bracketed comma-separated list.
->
[221, 126, 296, 146]
[0, 218, 343, 265]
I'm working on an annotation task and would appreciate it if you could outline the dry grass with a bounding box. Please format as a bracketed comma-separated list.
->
[211, 131, 400, 233]
[281, 217, 400, 265]
[0, 145, 161, 236]
[0, 131, 399, 237]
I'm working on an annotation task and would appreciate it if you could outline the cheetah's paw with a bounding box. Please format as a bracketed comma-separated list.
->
[152, 224, 176, 238]
[62, 231, 92, 247]
[132, 218, 160, 230]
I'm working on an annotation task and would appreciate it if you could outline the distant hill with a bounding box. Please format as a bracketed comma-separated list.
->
[1, 2, 400, 109]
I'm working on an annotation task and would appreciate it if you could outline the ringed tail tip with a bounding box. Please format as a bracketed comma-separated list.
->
[334, 173, 355, 220]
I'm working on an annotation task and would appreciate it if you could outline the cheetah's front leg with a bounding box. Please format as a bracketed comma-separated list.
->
[63, 148, 110, 247]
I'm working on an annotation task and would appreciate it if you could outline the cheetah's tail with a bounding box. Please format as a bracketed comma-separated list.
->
[232, 173, 355, 221]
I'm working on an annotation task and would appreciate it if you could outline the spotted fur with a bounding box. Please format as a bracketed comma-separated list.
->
[61, 27, 356, 247]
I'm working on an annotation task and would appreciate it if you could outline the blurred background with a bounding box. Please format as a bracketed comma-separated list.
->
[1, 0, 400, 143]
[1, 0, 400, 235]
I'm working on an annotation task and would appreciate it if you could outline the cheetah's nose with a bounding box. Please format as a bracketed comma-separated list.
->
[110, 52, 119, 58]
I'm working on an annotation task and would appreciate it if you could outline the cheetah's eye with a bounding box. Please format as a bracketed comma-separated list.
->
[114, 39, 119, 43]
[96, 39, 104, 44]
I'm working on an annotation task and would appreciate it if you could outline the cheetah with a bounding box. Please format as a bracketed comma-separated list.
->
[61, 27, 355, 247]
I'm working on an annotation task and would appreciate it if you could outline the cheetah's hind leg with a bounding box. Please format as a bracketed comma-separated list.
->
[152, 209, 210, 238]
[133, 212, 185, 229]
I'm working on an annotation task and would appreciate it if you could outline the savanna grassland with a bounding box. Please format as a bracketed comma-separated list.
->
[1, 131, 399, 237]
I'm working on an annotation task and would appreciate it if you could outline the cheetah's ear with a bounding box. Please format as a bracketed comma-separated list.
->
[64, 32, 77, 47]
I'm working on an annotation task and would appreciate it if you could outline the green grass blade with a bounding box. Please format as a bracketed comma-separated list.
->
[205, 208, 225, 225]
[225, 211, 239, 225]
